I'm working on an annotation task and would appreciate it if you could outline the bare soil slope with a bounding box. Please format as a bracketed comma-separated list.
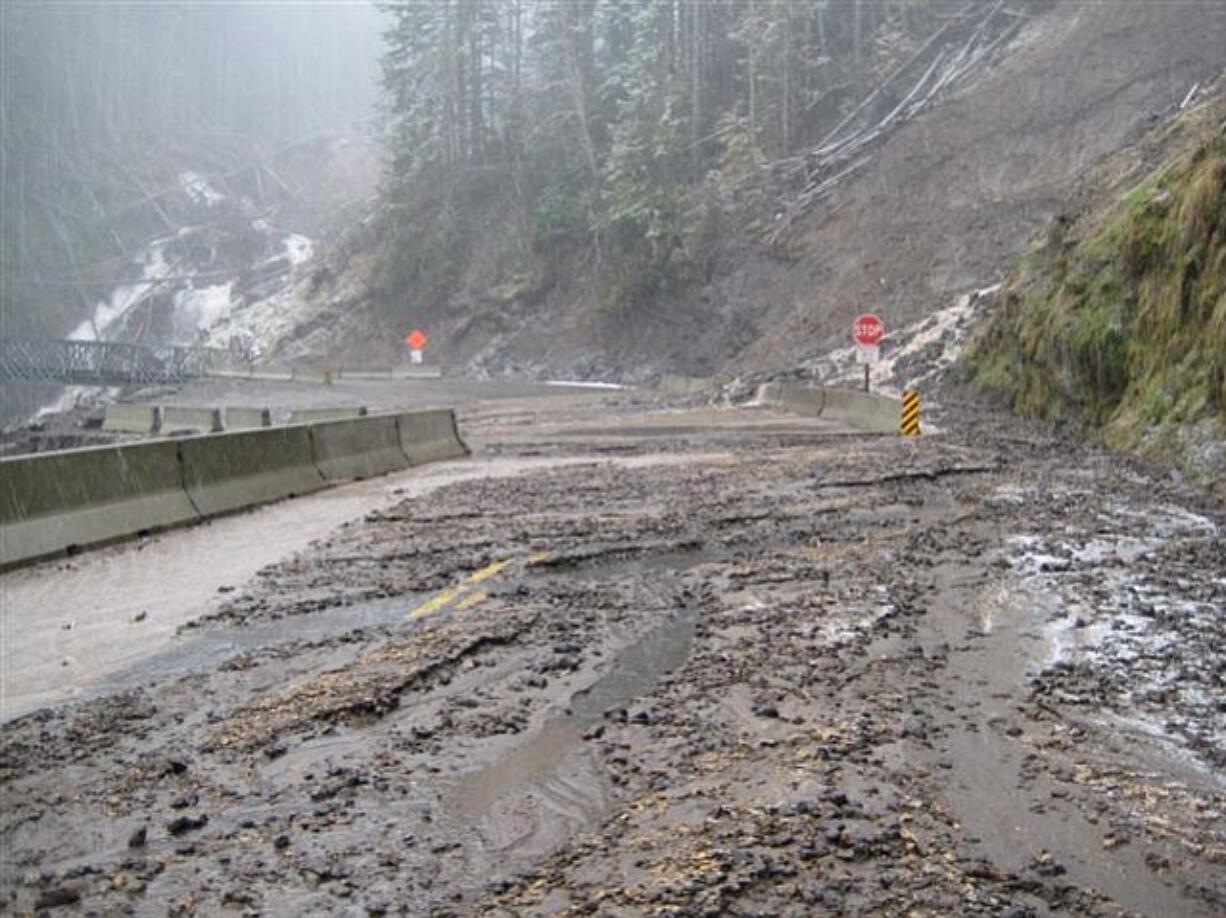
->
[732, 0, 1226, 373]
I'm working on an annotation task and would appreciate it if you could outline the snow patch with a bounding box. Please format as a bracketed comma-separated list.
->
[284, 234, 315, 266]
[35, 386, 115, 419]
[203, 278, 314, 359]
[173, 283, 233, 337]
[68, 244, 173, 341]
[544, 380, 628, 390]
[179, 171, 225, 207]
[807, 284, 1000, 395]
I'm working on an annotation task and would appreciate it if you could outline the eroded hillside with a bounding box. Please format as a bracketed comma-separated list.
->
[258, 0, 1226, 384]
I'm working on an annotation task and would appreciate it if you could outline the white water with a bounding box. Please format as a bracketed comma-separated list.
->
[36, 170, 317, 419]
[810, 283, 1002, 394]
[68, 244, 173, 342]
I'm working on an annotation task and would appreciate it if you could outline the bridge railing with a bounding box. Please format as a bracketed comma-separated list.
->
[0, 337, 237, 387]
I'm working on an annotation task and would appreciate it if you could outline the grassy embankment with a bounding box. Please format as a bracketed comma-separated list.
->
[968, 128, 1225, 486]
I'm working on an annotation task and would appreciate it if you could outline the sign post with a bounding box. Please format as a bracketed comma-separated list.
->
[852, 314, 885, 392]
[405, 329, 428, 365]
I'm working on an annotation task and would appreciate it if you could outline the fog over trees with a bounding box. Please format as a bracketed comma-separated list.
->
[0, 1, 382, 338]
[1, 0, 1005, 345]
[378, 0, 983, 309]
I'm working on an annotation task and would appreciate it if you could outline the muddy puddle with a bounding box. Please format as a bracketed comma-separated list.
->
[532, 545, 728, 579]
[442, 596, 698, 865]
[923, 559, 1219, 918]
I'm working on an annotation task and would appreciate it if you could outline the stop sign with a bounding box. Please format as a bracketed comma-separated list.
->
[852, 314, 885, 347]
[406, 329, 427, 351]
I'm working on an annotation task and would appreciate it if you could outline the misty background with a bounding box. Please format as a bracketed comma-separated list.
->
[0, 1, 384, 342]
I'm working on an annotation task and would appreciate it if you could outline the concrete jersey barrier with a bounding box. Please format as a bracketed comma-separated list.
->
[390, 366, 443, 380]
[0, 440, 198, 567]
[758, 382, 901, 433]
[103, 404, 162, 434]
[291, 367, 332, 384]
[179, 424, 326, 517]
[1, 409, 470, 568]
[206, 363, 438, 382]
[224, 407, 272, 429]
[656, 374, 711, 396]
[204, 367, 253, 381]
[396, 409, 471, 465]
[310, 414, 410, 482]
[822, 388, 903, 432]
[161, 406, 223, 434]
[249, 367, 293, 382]
[336, 368, 392, 381]
[288, 407, 367, 424]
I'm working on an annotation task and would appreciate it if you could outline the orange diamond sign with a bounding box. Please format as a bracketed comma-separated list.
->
[406, 329, 427, 351]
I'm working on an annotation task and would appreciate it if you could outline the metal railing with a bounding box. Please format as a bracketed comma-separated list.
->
[0, 337, 237, 387]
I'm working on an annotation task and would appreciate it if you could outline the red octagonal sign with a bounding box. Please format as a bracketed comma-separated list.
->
[852, 314, 885, 347]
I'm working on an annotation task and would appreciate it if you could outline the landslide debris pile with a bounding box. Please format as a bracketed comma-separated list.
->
[968, 115, 1226, 490]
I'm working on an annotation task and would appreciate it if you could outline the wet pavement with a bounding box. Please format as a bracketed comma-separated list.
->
[1, 384, 1223, 916]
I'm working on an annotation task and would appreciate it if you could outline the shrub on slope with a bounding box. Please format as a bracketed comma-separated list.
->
[969, 128, 1225, 485]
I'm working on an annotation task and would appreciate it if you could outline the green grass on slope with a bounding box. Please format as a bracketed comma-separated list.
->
[968, 129, 1226, 465]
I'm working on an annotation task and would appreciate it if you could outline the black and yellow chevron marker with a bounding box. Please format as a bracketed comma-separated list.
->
[901, 389, 921, 436]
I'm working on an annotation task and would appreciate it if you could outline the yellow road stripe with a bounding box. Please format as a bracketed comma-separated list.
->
[452, 589, 488, 613]
[408, 558, 511, 621]
[407, 552, 550, 622]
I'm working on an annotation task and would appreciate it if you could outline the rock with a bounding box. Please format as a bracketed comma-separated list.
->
[166, 814, 208, 836]
[34, 885, 81, 909]
[127, 826, 147, 849]
[1029, 852, 1066, 877]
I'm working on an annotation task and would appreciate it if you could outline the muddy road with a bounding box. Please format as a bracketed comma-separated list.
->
[2, 386, 1223, 916]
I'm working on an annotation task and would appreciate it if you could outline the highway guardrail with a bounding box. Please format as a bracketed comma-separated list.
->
[757, 382, 902, 433]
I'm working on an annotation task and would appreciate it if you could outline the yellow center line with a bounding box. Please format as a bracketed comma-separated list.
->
[407, 551, 548, 621]
[452, 589, 488, 613]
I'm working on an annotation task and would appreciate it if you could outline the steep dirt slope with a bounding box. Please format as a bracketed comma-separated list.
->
[390, 0, 1226, 380]
[731, 0, 1226, 375]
